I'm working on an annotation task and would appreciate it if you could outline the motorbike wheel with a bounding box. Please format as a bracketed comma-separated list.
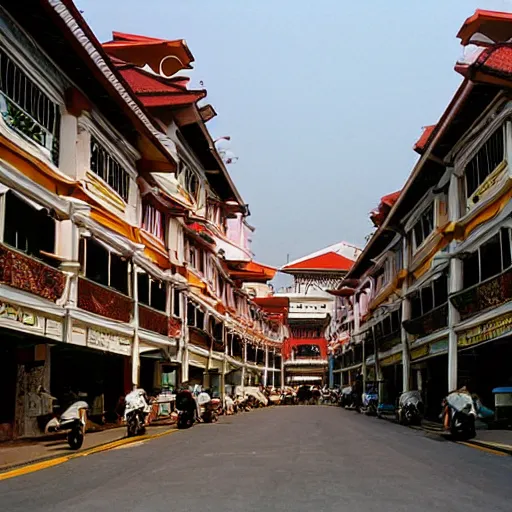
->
[67, 426, 84, 450]
[178, 414, 194, 429]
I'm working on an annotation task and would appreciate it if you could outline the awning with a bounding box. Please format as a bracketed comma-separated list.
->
[188, 353, 208, 369]
[0, 185, 46, 211]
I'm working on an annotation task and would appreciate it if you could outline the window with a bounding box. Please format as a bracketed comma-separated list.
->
[187, 241, 197, 268]
[294, 345, 321, 358]
[81, 238, 130, 295]
[90, 136, 130, 201]
[3, 192, 55, 259]
[187, 302, 196, 326]
[465, 127, 505, 201]
[412, 203, 435, 249]
[176, 162, 202, 202]
[463, 229, 511, 288]
[410, 274, 448, 319]
[110, 253, 129, 295]
[142, 203, 165, 241]
[137, 272, 166, 312]
[173, 288, 181, 317]
[0, 48, 60, 164]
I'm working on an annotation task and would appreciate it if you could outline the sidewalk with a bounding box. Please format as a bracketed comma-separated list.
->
[465, 429, 512, 455]
[0, 421, 176, 472]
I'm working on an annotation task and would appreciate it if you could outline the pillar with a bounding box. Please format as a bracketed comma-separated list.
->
[448, 257, 462, 391]
[263, 346, 269, 387]
[447, 170, 462, 392]
[401, 236, 411, 393]
[131, 263, 140, 389]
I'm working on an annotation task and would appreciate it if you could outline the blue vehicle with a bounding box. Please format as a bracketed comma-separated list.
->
[359, 383, 379, 415]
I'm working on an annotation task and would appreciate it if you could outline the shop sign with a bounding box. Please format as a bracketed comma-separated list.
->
[87, 328, 131, 356]
[380, 352, 402, 367]
[0, 301, 39, 327]
[410, 345, 429, 361]
[458, 313, 512, 348]
[429, 339, 448, 355]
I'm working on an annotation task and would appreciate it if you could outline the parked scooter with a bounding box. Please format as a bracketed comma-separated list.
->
[396, 390, 423, 425]
[198, 390, 218, 423]
[44, 392, 89, 450]
[441, 388, 477, 440]
[124, 388, 151, 437]
[176, 389, 198, 429]
[359, 386, 379, 415]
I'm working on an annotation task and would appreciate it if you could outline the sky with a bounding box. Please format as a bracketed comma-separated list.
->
[78, 0, 512, 270]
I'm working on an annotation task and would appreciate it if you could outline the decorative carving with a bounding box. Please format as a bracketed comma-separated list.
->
[403, 303, 448, 336]
[139, 304, 168, 336]
[78, 277, 133, 322]
[0, 245, 65, 302]
[450, 267, 512, 320]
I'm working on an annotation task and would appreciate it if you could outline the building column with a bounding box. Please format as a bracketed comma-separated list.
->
[263, 346, 269, 387]
[131, 263, 140, 389]
[181, 295, 189, 384]
[447, 170, 462, 392]
[401, 236, 411, 393]
[448, 257, 462, 391]
[328, 354, 334, 389]
[241, 338, 247, 391]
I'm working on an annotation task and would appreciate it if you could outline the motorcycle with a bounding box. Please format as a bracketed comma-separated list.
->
[45, 397, 89, 450]
[124, 389, 151, 437]
[198, 391, 218, 423]
[396, 390, 423, 425]
[359, 389, 379, 415]
[340, 386, 354, 408]
[441, 389, 477, 440]
[176, 389, 198, 429]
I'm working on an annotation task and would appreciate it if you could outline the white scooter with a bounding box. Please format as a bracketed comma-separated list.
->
[124, 389, 151, 437]
[44, 391, 89, 450]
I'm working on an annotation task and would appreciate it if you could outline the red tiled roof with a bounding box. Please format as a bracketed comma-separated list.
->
[283, 252, 355, 271]
[369, 190, 401, 228]
[113, 64, 206, 107]
[457, 10, 512, 46]
[413, 125, 436, 154]
[456, 44, 512, 80]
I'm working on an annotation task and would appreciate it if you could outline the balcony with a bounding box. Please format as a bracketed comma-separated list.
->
[78, 277, 133, 323]
[450, 267, 512, 320]
[0, 244, 65, 302]
[402, 303, 448, 336]
[284, 356, 328, 366]
[139, 304, 168, 336]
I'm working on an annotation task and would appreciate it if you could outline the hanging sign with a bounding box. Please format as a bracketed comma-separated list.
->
[458, 313, 512, 348]
[410, 345, 429, 361]
[380, 352, 402, 366]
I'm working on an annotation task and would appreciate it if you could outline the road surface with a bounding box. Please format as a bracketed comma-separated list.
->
[1, 406, 511, 511]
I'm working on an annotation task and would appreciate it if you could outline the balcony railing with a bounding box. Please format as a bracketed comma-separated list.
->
[0, 49, 60, 164]
[450, 267, 512, 320]
[139, 304, 168, 336]
[78, 277, 133, 323]
[402, 302, 449, 336]
[0, 244, 65, 302]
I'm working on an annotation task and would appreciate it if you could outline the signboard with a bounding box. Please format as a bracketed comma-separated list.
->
[0, 301, 38, 327]
[410, 345, 429, 361]
[87, 328, 131, 356]
[429, 339, 448, 355]
[458, 313, 512, 348]
[380, 352, 402, 367]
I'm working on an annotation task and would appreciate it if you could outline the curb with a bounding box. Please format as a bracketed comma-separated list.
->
[0, 428, 177, 481]
[461, 439, 512, 456]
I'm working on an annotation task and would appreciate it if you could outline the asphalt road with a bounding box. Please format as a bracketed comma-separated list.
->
[1, 406, 511, 512]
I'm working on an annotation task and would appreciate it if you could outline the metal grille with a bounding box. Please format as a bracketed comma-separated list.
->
[0, 48, 60, 164]
[90, 136, 130, 201]
[465, 126, 505, 199]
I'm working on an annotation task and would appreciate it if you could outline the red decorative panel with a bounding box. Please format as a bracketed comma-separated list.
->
[78, 277, 133, 322]
[0, 245, 65, 302]
[168, 316, 182, 338]
[139, 304, 168, 335]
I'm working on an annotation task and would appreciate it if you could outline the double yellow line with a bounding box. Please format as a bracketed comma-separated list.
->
[0, 428, 177, 481]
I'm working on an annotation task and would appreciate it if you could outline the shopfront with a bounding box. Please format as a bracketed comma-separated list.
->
[457, 312, 512, 406]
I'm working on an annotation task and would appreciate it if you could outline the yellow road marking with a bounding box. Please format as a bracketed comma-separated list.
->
[0, 428, 178, 481]
[458, 441, 508, 456]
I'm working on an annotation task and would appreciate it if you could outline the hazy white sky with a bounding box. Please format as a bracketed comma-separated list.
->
[78, 0, 512, 268]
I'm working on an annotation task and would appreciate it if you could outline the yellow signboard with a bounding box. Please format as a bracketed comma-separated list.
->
[458, 313, 512, 348]
[410, 345, 429, 361]
[380, 352, 402, 367]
